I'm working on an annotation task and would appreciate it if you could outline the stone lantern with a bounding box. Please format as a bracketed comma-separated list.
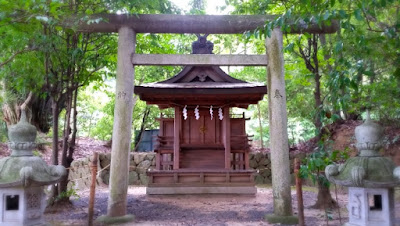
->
[326, 111, 400, 226]
[0, 111, 66, 226]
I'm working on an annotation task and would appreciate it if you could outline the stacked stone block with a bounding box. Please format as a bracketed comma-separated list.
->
[249, 152, 305, 184]
[68, 157, 94, 190]
[68, 153, 156, 189]
[249, 152, 272, 184]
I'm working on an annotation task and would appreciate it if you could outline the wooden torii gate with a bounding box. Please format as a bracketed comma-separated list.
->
[76, 14, 338, 224]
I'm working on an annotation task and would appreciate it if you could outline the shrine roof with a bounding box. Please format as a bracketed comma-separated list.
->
[138, 82, 265, 88]
[134, 35, 267, 108]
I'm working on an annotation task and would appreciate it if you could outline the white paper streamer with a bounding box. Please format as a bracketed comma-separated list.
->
[195, 105, 200, 120]
[218, 108, 223, 120]
[183, 105, 187, 120]
[210, 105, 213, 120]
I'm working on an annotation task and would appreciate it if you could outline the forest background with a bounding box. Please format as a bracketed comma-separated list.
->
[0, 0, 399, 205]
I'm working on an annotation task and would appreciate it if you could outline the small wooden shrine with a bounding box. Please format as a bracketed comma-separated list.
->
[134, 35, 267, 194]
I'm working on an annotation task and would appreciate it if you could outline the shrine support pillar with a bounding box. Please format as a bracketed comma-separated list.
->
[173, 107, 181, 169]
[265, 28, 298, 224]
[223, 107, 231, 169]
[98, 26, 135, 224]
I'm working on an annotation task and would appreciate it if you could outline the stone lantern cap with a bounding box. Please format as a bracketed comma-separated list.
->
[326, 111, 400, 188]
[0, 110, 66, 188]
[0, 156, 66, 188]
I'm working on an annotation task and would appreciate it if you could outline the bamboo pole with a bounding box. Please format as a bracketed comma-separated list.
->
[295, 158, 305, 226]
[88, 152, 98, 226]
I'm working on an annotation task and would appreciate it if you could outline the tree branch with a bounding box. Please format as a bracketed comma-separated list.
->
[20, 91, 33, 111]
[0, 47, 37, 68]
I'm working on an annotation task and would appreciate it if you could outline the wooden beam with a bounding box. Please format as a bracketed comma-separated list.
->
[73, 14, 339, 34]
[132, 54, 268, 66]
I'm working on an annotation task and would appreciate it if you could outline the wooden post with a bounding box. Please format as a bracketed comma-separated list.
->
[223, 107, 231, 169]
[156, 152, 161, 170]
[173, 107, 181, 169]
[107, 26, 135, 217]
[88, 152, 98, 226]
[295, 158, 305, 226]
[245, 152, 250, 169]
[265, 28, 298, 224]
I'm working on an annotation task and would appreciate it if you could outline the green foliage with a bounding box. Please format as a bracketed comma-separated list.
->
[299, 139, 350, 185]
[90, 90, 115, 141]
[288, 118, 315, 145]
[55, 188, 80, 202]
[76, 84, 112, 138]
[0, 122, 7, 142]
[32, 150, 42, 157]
[228, 0, 400, 125]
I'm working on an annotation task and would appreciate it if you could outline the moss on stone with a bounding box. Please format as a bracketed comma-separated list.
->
[265, 214, 299, 225]
[95, 214, 135, 225]
[336, 156, 396, 183]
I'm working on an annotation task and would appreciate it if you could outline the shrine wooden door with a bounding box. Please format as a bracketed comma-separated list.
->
[182, 108, 222, 145]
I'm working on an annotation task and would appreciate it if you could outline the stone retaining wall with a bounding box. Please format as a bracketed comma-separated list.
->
[68, 152, 156, 190]
[68, 156, 95, 190]
[250, 152, 306, 184]
[68, 152, 305, 189]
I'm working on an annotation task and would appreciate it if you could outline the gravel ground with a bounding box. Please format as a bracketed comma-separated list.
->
[44, 186, 400, 226]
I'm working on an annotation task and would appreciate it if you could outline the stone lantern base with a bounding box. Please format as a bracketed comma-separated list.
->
[0, 186, 45, 226]
[346, 187, 395, 226]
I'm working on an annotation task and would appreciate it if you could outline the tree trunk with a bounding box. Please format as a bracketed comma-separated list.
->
[1, 80, 20, 127]
[312, 35, 323, 139]
[30, 94, 52, 133]
[134, 106, 150, 152]
[299, 34, 338, 210]
[314, 71, 322, 133]
[51, 99, 60, 198]
[61, 91, 72, 168]
[2, 103, 20, 127]
[58, 89, 73, 199]
[68, 87, 78, 162]
[312, 178, 338, 209]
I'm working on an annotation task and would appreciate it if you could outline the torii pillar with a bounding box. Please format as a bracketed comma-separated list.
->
[97, 26, 136, 224]
[265, 28, 298, 224]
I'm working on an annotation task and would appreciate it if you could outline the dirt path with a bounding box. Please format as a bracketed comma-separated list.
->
[43, 186, 365, 226]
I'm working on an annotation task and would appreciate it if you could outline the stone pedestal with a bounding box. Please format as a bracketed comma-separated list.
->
[346, 187, 394, 226]
[0, 187, 45, 226]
